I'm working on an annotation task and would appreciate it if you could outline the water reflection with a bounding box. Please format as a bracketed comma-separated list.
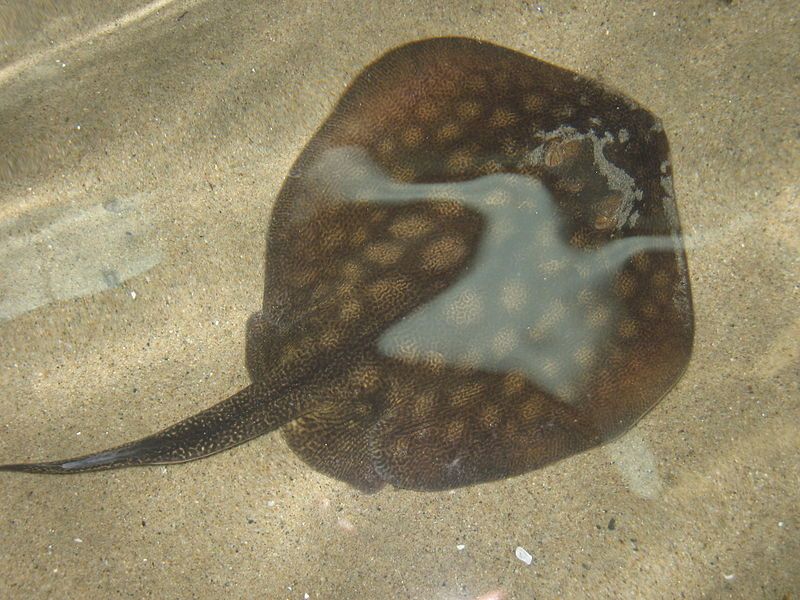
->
[308, 146, 680, 403]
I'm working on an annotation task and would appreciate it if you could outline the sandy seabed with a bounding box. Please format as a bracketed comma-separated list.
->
[0, 1, 797, 598]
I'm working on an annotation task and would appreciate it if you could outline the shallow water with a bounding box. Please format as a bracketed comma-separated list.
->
[1, 1, 797, 598]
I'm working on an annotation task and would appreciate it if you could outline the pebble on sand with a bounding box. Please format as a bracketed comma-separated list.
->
[515, 546, 533, 565]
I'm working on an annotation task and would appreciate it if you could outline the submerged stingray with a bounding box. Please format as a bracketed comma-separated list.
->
[1, 38, 693, 491]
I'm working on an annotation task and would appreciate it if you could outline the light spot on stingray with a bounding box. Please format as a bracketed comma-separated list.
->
[413, 391, 436, 418]
[401, 126, 425, 147]
[489, 107, 519, 128]
[446, 148, 474, 174]
[393, 437, 409, 458]
[555, 383, 577, 404]
[351, 366, 380, 392]
[391, 332, 420, 361]
[504, 420, 519, 441]
[457, 100, 481, 120]
[483, 188, 510, 206]
[478, 159, 503, 175]
[421, 235, 468, 273]
[500, 135, 520, 157]
[519, 397, 542, 421]
[537, 258, 567, 276]
[351, 227, 368, 246]
[415, 99, 439, 122]
[451, 381, 486, 408]
[340, 260, 363, 282]
[652, 287, 671, 305]
[501, 278, 528, 312]
[444, 288, 483, 325]
[569, 229, 592, 250]
[618, 318, 639, 339]
[573, 343, 596, 368]
[575, 260, 595, 280]
[631, 251, 651, 273]
[437, 122, 462, 143]
[445, 419, 466, 443]
[391, 164, 417, 182]
[577, 288, 596, 305]
[492, 217, 516, 243]
[651, 269, 671, 288]
[319, 327, 342, 349]
[367, 275, 410, 305]
[586, 304, 610, 328]
[614, 271, 638, 298]
[335, 279, 356, 297]
[320, 223, 346, 249]
[528, 299, 566, 341]
[502, 371, 527, 397]
[541, 357, 562, 380]
[523, 94, 544, 112]
[364, 241, 403, 266]
[492, 327, 518, 358]
[389, 214, 434, 239]
[457, 348, 482, 369]
[640, 301, 658, 319]
[533, 226, 558, 249]
[377, 138, 394, 156]
[424, 351, 446, 372]
[480, 404, 502, 429]
[431, 200, 467, 217]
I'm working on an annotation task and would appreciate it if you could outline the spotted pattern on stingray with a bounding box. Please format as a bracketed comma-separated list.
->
[0, 37, 692, 493]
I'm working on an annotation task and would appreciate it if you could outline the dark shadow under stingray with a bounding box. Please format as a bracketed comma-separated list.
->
[1, 37, 693, 492]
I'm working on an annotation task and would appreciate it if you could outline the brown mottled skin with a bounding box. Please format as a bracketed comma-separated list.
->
[0, 38, 693, 491]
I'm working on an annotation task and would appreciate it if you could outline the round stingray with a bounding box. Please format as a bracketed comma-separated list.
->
[1, 38, 693, 493]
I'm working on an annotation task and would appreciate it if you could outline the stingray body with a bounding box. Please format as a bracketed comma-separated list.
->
[1, 38, 693, 491]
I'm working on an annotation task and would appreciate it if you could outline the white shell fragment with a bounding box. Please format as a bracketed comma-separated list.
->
[515, 546, 533, 565]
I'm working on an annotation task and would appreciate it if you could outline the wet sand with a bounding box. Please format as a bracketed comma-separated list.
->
[1, 1, 798, 598]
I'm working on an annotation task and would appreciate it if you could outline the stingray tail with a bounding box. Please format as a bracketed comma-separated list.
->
[0, 381, 303, 474]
